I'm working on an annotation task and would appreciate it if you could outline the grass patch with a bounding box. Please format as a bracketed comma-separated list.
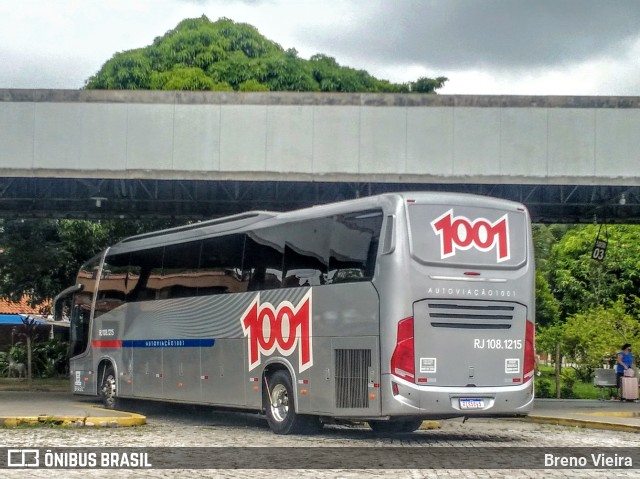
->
[0, 377, 68, 392]
[573, 380, 606, 400]
[536, 365, 612, 399]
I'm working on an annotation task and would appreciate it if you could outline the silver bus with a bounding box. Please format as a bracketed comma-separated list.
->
[55, 192, 535, 434]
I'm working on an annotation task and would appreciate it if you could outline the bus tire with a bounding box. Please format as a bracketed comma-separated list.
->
[368, 418, 423, 434]
[264, 370, 321, 434]
[100, 365, 118, 409]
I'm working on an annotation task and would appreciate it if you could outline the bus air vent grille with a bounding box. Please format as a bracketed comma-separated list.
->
[335, 348, 371, 409]
[427, 302, 515, 329]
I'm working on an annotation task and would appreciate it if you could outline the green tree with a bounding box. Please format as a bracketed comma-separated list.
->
[535, 271, 560, 327]
[33, 338, 69, 377]
[0, 220, 71, 307]
[150, 67, 231, 91]
[0, 218, 181, 308]
[410, 76, 449, 93]
[532, 224, 571, 269]
[561, 300, 640, 381]
[308, 54, 401, 92]
[546, 224, 640, 319]
[15, 316, 40, 388]
[536, 321, 564, 360]
[85, 15, 447, 94]
[85, 50, 152, 90]
[532, 225, 563, 327]
[238, 79, 269, 92]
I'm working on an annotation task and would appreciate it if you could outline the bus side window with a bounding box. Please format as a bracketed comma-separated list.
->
[95, 253, 129, 318]
[127, 265, 141, 298]
[160, 240, 202, 299]
[127, 247, 164, 302]
[282, 218, 330, 288]
[200, 234, 246, 295]
[328, 210, 383, 284]
[244, 228, 285, 291]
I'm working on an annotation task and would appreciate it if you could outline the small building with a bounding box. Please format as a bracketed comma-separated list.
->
[0, 297, 68, 349]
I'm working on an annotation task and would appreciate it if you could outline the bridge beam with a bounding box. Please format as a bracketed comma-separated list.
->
[1, 90, 639, 222]
[0, 177, 636, 223]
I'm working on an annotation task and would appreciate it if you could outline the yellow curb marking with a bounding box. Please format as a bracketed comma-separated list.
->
[524, 416, 640, 433]
[0, 406, 146, 428]
[419, 420, 441, 430]
[584, 411, 640, 418]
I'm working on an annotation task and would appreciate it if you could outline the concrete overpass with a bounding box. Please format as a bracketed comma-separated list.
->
[1, 89, 639, 223]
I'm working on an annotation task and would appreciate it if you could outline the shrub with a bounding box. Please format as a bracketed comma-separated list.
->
[535, 377, 553, 398]
[560, 370, 576, 398]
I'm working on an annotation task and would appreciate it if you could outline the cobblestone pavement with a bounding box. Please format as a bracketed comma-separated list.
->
[2, 400, 639, 478]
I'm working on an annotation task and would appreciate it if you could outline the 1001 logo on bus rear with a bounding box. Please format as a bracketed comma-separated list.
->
[241, 291, 313, 373]
[431, 210, 510, 262]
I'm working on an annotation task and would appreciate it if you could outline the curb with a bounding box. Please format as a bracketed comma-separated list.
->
[0, 406, 146, 428]
[523, 415, 640, 433]
[419, 420, 441, 430]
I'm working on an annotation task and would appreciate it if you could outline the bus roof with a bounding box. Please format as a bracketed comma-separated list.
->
[108, 192, 527, 254]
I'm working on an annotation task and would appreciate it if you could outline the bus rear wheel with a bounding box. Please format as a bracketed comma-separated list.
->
[264, 370, 321, 434]
[368, 418, 423, 434]
[100, 365, 118, 409]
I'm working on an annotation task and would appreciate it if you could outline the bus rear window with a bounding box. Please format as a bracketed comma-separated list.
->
[407, 203, 527, 268]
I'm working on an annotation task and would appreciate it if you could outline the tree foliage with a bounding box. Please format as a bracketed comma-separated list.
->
[554, 300, 640, 381]
[545, 224, 640, 319]
[0, 218, 181, 308]
[535, 224, 640, 378]
[532, 225, 563, 327]
[85, 16, 447, 93]
[0, 220, 71, 308]
[535, 271, 560, 327]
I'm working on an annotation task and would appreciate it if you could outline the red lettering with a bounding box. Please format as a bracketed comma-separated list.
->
[431, 210, 510, 262]
[257, 308, 277, 352]
[241, 291, 313, 372]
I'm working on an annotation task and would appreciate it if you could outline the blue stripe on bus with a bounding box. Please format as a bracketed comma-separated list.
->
[121, 339, 215, 348]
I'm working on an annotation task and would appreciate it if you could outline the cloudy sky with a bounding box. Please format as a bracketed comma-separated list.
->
[1, 0, 639, 95]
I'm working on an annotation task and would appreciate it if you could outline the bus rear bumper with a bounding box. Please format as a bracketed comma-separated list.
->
[383, 377, 535, 418]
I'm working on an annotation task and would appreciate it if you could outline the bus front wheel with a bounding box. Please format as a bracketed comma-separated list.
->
[264, 370, 321, 434]
[100, 365, 118, 409]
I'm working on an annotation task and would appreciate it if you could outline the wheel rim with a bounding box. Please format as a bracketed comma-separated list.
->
[102, 373, 116, 406]
[270, 383, 289, 422]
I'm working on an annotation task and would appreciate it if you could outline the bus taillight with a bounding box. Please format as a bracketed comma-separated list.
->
[523, 320, 535, 383]
[391, 317, 415, 382]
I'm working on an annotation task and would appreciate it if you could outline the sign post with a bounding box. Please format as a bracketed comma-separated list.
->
[591, 224, 608, 262]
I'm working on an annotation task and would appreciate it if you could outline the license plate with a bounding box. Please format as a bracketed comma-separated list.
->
[460, 398, 484, 409]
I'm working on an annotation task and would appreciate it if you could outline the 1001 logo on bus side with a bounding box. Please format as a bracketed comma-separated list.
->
[241, 291, 313, 373]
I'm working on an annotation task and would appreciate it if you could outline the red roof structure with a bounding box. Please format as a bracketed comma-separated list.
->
[0, 297, 48, 315]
